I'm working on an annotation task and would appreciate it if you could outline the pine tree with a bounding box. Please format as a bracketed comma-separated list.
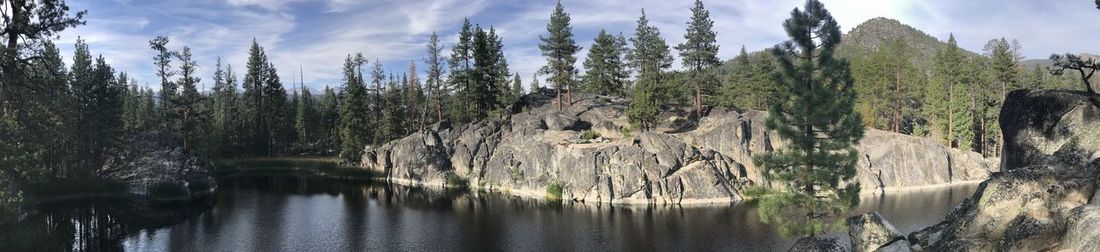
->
[295, 85, 316, 146]
[583, 29, 629, 96]
[338, 55, 372, 160]
[149, 36, 177, 130]
[750, 0, 863, 237]
[626, 9, 672, 129]
[511, 73, 523, 102]
[449, 19, 475, 123]
[539, 1, 581, 110]
[177, 46, 202, 151]
[675, 0, 721, 116]
[318, 85, 339, 145]
[424, 32, 446, 124]
[529, 73, 541, 94]
[211, 58, 234, 155]
[926, 34, 964, 146]
[262, 62, 288, 155]
[625, 10, 671, 130]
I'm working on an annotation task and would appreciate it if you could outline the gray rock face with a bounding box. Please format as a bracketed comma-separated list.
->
[99, 130, 216, 196]
[847, 212, 905, 252]
[789, 236, 846, 252]
[361, 93, 994, 204]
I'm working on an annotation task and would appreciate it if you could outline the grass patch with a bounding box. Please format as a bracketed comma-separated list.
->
[546, 181, 564, 200]
[579, 130, 601, 140]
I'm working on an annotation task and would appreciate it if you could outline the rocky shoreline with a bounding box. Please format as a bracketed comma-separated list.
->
[359, 90, 996, 205]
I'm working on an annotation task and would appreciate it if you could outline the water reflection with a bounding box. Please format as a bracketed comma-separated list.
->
[2, 172, 978, 252]
[0, 198, 213, 251]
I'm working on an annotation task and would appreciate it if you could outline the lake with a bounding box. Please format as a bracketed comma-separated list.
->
[1, 169, 978, 251]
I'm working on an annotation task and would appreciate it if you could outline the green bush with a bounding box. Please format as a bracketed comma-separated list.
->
[510, 167, 524, 181]
[148, 182, 188, 200]
[621, 125, 635, 138]
[445, 173, 468, 189]
[546, 181, 564, 199]
[579, 130, 601, 140]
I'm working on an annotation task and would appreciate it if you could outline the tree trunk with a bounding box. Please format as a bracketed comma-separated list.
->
[893, 63, 900, 133]
[948, 81, 954, 148]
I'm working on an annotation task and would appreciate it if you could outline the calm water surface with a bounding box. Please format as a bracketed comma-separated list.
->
[3, 170, 977, 251]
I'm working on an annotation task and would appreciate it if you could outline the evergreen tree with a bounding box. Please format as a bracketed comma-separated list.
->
[262, 62, 288, 155]
[539, 1, 581, 110]
[529, 73, 541, 94]
[583, 29, 629, 96]
[318, 85, 339, 145]
[176, 46, 202, 151]
[149, 36, 177, 130]
[926, 34, 964, 146]
[1050, 53, 1099, 94]
[424, 32, 446, 123]
[20, 41, 76, 180]
[295, 85, 316, 145]
[751, 0, 863, 237]
[242, 39, 268, 155]
[0, 0, 85, 198]
[626, 9, 672, 129]
[675, 0, 721, 116]
[511, 73, 523, 102]
[338, 55, 372, 160]
[449, 19, 475, 122]
[211, 58, 239, 156]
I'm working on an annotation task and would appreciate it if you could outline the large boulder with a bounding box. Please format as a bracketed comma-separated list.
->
[99, 130, 216, 197]
[1000, 89, 1100, 170]
[1062, 205, 1100, 251]
[847, 212, 906, 252]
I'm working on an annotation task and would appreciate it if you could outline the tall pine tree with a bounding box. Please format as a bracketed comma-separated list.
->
[583, 29, 629, 96]
[750, 0, 863, 237]
[626, 10, 672, 130]
[538, 1, 581, 110]
[675, 0, 720, 117]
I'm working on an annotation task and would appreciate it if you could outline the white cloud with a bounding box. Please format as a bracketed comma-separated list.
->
[51, 0, 1100, 92]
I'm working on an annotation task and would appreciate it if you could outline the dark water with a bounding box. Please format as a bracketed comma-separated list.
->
[2, 171, 977, 251]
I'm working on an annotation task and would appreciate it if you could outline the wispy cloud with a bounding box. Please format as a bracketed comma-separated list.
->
[52, 0, 1100, 92]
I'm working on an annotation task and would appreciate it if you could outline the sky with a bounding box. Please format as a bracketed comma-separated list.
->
[56, 0, 1100, 92]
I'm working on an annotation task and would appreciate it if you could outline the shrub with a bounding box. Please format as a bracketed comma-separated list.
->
[579, 130, 601, 140]
[546, 181, 564, 200]
[445, 173, 468, 189]
[621, 125, 635, 138]
[510, 166, 524, 181]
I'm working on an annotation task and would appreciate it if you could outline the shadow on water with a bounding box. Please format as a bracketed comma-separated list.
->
[1, 164, 980, 251]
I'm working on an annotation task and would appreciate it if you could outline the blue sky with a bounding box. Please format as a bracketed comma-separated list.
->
[57, 0, 1100, 92]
